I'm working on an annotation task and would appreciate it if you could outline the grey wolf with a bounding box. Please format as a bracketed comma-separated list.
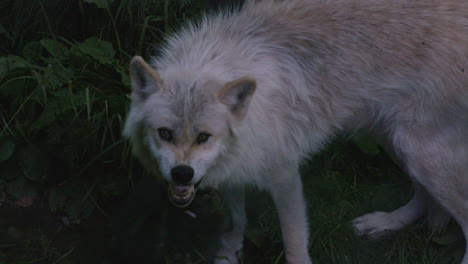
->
[123, 0, 468, 263]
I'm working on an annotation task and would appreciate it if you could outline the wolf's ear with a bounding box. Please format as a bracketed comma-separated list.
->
[129, 56, 162, 101]
[217, 77, 256, 119]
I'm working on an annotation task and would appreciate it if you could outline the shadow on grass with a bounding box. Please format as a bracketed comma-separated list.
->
[1, 140, 465, 264]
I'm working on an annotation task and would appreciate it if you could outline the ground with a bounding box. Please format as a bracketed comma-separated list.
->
[0, 139, 465, 264]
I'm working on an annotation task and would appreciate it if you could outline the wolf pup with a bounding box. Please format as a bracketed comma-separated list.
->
[123, 0, 468, 263]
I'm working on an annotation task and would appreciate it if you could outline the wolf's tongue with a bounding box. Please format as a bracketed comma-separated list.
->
[173, 185, 192, 193]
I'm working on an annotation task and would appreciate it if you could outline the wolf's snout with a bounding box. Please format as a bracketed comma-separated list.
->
[168, 165, 196, 207]
[170, 165, 194, 185]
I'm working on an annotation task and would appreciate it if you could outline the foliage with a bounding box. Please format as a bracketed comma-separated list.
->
[0, 0, 210, 225]
[1, 36, 127, 224]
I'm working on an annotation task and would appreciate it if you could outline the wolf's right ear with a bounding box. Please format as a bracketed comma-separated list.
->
[217, 77, 257, 120]
[129, 56, 162, 101]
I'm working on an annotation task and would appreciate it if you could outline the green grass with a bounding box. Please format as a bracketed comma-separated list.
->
[105, 139, 464, 264]
[298, 140, 464, 264]
[0, 1, 465, 263]
[232, 139, 464, 264]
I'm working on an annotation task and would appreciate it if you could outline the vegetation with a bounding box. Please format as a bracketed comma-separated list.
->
[0, 0, 464, 263]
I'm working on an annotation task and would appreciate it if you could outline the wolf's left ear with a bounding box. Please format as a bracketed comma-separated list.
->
[129, 56, 162, 101]
[217, 77, 256, 119]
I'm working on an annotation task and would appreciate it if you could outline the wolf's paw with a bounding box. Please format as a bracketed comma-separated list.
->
[213, 248, 241, 264]
[352, 211, 404, 237]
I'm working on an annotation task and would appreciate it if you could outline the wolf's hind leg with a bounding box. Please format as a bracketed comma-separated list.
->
[213, 187, 246, 264]
[352, 131, 450, 237]
[352, 182, 428, 237]
[393, 125, 468, 264]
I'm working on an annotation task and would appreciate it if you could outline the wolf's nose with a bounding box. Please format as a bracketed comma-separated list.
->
[171, 165, 194, 185]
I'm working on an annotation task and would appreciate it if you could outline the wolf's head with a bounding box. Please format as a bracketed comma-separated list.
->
[123, 56, 256, 207]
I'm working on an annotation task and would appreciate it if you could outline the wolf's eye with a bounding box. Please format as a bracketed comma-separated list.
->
[196, 132, 211, 144]
[157, 128, 173, 141]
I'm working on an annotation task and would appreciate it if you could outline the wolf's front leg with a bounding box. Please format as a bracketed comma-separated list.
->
[213, 186, 247, 264]
[270, 169, 312, 264]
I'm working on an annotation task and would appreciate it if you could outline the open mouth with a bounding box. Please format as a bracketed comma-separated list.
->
[168, 184, 196, 208]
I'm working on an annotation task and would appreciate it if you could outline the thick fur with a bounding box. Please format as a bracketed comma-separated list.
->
[123, 0, 468, 263]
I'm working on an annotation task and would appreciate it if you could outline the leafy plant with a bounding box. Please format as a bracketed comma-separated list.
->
[0, 0, 215, 226]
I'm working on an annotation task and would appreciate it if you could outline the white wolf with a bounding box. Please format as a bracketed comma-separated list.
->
[123, 0, 468, 263]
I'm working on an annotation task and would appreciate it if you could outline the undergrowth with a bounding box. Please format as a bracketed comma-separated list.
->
[0, 0, 211, 225]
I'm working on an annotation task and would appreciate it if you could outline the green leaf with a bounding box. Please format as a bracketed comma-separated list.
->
[53, 64, 73, 83]
[7, 176, 40, 199]
[0, 56, 29, 79]
[78, 37, 115, 64]
[83, 0, 113, 9]
[31, 107, 58, 131]
[18, 148, 46, 182]
[65, 198, 82, 224]
[0, 24, 12, 40]
[39, 63, 74, 90]
[69, 45, 82, 57]
[0, 178, 5, 191]
[49, 187, 66, 212]
[432, 232, 460, 246]
[0, 24, 7, 35]
[0, 75, 29, 97]
[337, 200, 353, 213]
[0, 161, 21, 181]
[41, 64, 73, 89]
[40, 38, 69, 59]
[180, 0, 194, 8]
[23, 41, 43, 63]
[117, 67, 130, 87]
[0, 137, 15, 162]
[80, 199, 95, 219]
[352, 133, 380, 155]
